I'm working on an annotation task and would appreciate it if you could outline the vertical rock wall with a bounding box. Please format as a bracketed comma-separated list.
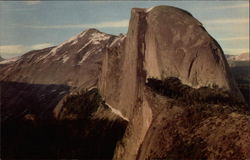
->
[100, 6, 243, 120]
[98, 6, 245, 160]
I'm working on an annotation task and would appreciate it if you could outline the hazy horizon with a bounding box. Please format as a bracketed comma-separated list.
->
[0, 1, 249, 59]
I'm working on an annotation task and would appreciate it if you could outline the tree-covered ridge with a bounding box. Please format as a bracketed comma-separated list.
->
[146, 77, 248, 110]
[2, 88, 128, 159]
[58, 88, 104, 120]
[141, 77, 250, 160]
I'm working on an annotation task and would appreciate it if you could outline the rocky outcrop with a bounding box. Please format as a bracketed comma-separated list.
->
[1, 5, 249, 160]
[136, 87, 250, 160]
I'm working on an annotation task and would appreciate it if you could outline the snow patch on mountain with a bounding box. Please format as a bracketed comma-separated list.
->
[108, 35, 126, 48]
[70, 39, 78, 46]
[79, 31, 87, 38]
[146, 7, 155, 13]
[106, 103, 129, 121]
[227, 53, 249, 61]
[109, 36, 122, 47]
[78, 49, 95, 64]
[62, 55, 70, 63]
[38, 30, 91, 62]
[0, 57, 20, 64]
[90, 32, 111, 45]
[234, 53, 249, 61]
[49, 33, 81, 56]
[78, 32, 111, 53]
[78, 41, 92, 53]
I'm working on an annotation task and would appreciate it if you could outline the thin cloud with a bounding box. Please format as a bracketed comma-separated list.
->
[208, 3, 249, 9]
[31, 43, 53, 50]
[218, 37, 249, 41]
[224, 48, 249, 54]
[203, 18, 249, 24]
[24, 1, 41, 5]
[0, 43, 53, 59]
[23, 20, 129, 29]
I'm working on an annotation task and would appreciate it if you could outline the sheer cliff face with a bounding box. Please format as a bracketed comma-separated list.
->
[144, 7, 239, 92]
[100, 6, 243, 118]
[99, 6, 247, 160]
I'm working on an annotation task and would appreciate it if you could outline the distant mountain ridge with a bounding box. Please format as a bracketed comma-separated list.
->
[226, 52, 249, 61]
[0, 29, 122, 87]
[226, 53, 249, 67]
[226, 53, 250, 107]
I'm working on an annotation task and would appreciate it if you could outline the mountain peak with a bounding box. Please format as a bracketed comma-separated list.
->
[125, 6, 240, 92]
[35, 28, 113, 63]
[132, 5, 194, 17]
[84, 28, 100, 33]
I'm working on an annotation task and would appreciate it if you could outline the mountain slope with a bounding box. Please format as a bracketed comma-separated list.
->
[0, 29, 125, 120]
[1, 5, 249, 160]
[0, 29, 119, 87]
[0, 56, 4, 61]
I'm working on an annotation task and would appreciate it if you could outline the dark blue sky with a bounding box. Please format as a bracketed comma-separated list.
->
[0, 1, 249, 58]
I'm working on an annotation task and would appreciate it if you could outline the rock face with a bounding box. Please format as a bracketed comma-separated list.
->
[145, 7, 242, 94]
[1, 5, 249, 160]
[99, 6, 247, 159]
